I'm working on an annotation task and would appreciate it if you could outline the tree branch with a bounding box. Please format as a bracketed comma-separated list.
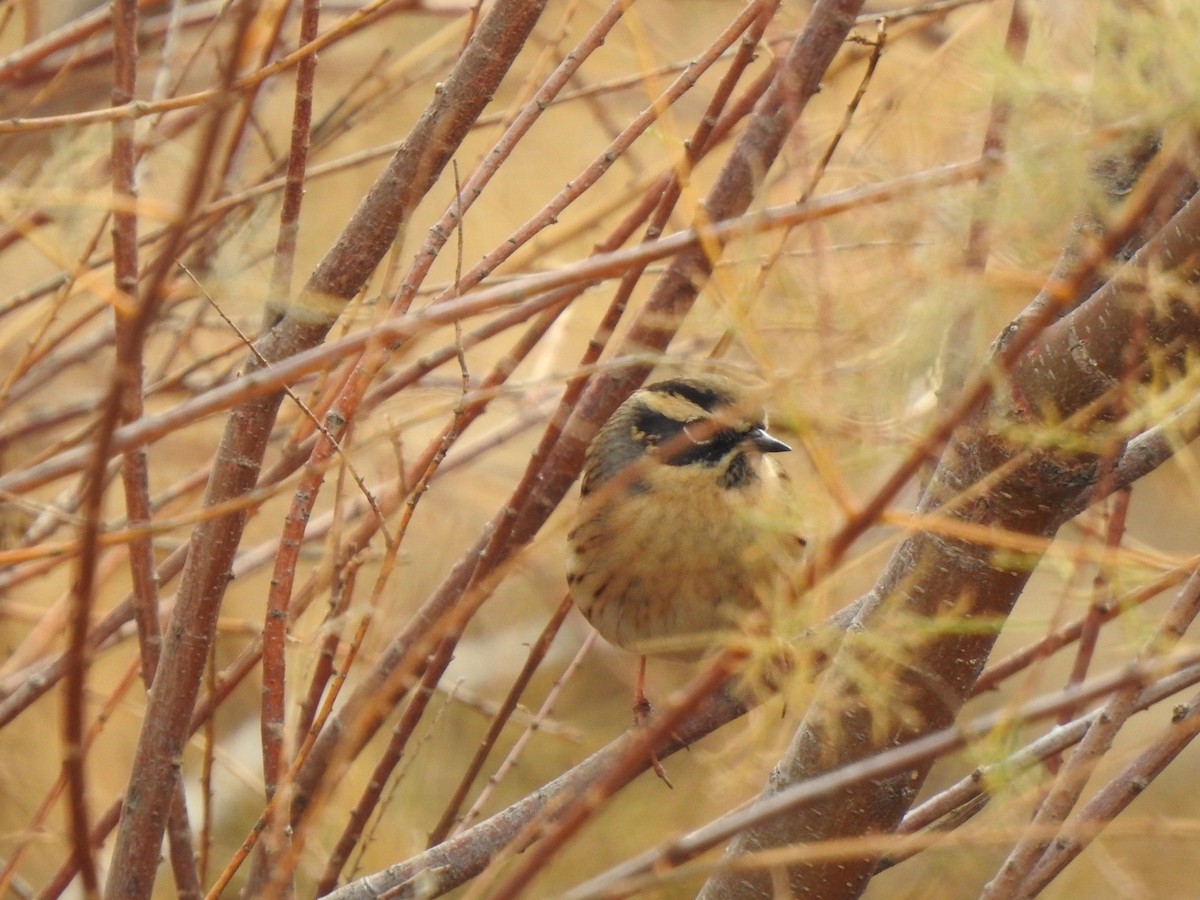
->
[697, 176, 1200, 898]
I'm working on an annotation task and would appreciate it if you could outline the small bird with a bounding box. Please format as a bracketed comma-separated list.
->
[567, 374, 804, 709]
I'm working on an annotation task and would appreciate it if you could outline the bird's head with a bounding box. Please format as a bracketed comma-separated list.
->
[581, 374, 791, 497]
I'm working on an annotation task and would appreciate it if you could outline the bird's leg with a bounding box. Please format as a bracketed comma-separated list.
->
[633, 655, 653, 724]
[632, 655, 673, 788]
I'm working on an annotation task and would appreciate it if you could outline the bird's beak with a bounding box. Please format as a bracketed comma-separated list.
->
[748, 428, 791, 454]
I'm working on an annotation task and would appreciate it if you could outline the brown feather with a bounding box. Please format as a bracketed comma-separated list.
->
[567, 374, 803, 658]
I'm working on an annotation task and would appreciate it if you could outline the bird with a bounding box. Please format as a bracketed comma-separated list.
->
[566, 373, 805, 730]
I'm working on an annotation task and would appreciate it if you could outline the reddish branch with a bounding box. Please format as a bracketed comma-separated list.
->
[281, 0, 783, 854]
[101, 2, 549, 895]
[985, 554, 1200, 898]
[260, 0, 323, 814]
[315, 0, 870, 893]
[11, 5, 1200, 898]
[696, 178, 1200, 897]
[61, 0, 143, 892]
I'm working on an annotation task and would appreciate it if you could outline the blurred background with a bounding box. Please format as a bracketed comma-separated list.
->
[1, 1, 1199, 897]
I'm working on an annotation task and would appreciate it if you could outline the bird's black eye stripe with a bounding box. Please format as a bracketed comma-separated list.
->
[633, 405, 747, 466]
[646, 379, 733, 413]
[632, 408, 684, 447]
[666, 428, 743, 467]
